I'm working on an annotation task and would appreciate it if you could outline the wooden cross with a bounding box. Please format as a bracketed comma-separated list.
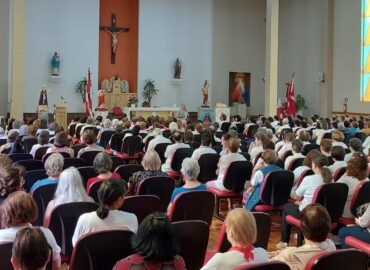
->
[99, 13, 129, 64]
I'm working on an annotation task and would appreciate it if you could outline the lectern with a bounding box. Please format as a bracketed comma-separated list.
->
[55, 103, 68, 131]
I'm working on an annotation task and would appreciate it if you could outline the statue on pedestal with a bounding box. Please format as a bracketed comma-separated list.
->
[51, 52, 60, 76]
[98, 89, 106, 108]
[174, 58, 182, 79]
[201, 80, 209, 107]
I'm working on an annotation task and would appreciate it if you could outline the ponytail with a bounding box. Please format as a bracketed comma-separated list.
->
[96, 179, 126, 220]
[322, 166, 332, 184]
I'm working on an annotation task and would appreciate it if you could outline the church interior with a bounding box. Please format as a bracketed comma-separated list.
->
[0, 0, 370, 270]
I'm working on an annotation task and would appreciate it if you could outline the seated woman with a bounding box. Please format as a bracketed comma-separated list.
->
[127, 150, 167, 196]
[0, 164, 25, 204]
[201, 208, 268, 270]
[291, 150, 317, 197]
[113, 212, 186, 270]
[46, 131, 74, 158]
[0, 130, 20, 153]
[248, 130, 268, 164]
[332, 130, 348, 149]
[30, 153, 64, 192]
[206, 137, 246, 191]
[245, 150, 282, 211]
[0, 191, 61, 270]
[86, 152, 121, 193]
[271, 204, 336, 270]
[72, 179, 138, 246]
[191, 132, 217, 160]
[44, 167, 94, 225]
[337, 154, 369, 219]
[167, 158, 207, 213]
[30, 130, 53, 157]
[276, 152, 332, 249]
[77, 129, 104, 158]
[328, 146, 347, 175]
[219, 133, 232, 156]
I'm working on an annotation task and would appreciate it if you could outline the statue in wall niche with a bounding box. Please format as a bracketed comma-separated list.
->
[51, 52, 60, 76]
[174, 58, 182, 79]
[201, 80, 209, 107]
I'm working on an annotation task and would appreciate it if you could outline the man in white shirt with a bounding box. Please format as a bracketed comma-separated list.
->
[284, 139, 305, 170]
[275, 118, 291, 137]
[147, 128, 171, 152]
[162, 131, 190, 173]
[328, 146, 347, 175]
[191, 132, 217, 160]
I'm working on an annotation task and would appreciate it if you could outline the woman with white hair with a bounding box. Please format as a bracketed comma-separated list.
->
[167, 158, 207, 213]
[169, 122, 178, 133]
[127, 150, 167, 195]
[30, 153, 64, 192]
[97, 118, 114, 141]
[43, 167, 93, 225]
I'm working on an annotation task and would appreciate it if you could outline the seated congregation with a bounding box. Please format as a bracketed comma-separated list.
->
[0, 114, 369, 270]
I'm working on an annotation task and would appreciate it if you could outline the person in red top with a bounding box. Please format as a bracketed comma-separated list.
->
[113, 212, 186, 270]
[86, 152, 120, 193]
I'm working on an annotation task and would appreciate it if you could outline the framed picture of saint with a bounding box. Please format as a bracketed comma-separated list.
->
[229, 72, 250, 107]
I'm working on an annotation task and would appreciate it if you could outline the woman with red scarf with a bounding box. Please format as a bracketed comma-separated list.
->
[201, 209, 268, 270]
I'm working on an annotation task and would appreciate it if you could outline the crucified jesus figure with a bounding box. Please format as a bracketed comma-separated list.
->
[104, 28, 124, 54]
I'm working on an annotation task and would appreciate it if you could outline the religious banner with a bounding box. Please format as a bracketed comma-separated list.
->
[229, 72, 250, 107]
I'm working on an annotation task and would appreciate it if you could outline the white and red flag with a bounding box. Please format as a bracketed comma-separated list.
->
[85, 68, 93, 117]
[285, 73, 296, 117]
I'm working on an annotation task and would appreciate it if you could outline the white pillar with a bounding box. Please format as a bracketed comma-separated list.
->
[320, 0, 334, 117]
[264, 0, 279, 117]
[10, 0, 25, 120]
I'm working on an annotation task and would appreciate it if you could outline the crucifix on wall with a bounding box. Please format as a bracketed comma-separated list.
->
[99, 13, 129, 64]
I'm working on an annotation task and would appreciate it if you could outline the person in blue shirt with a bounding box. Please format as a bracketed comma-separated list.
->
[31, 153, 64, 192]
[346, 121, 360, 136]
[167, 158, 207, 213]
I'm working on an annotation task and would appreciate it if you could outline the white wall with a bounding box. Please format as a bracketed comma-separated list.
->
[138, 0, 213, 111]
[24, 0, 99, 113]
[0, 0, 10, 116]
[333, 0, 368, 113]
[212, 0, 266, 115]
[278, 0, 324, 117]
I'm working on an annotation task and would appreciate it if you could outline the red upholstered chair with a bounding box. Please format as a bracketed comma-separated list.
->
[252, 170, 294, 212]
[197, 153, 220, 183]
[286, 183, 348, 246]
[14, 159, 44, 171]
[63, 158, 86, 169]
[220, 122, 231, 133]
[338, 180, 370, 225]
[332, 166, 347, 181]
[45, 202, 98, 262]
[136, 176, 175, 212]
[172, 220, 209, 270]
[114, 164, 144, 182]
[24, 169, 47, 192]
[234, 262, 291, 270]
[303, 249, 368, 270]
[34, 146, 50, 160]
[345, 236, 370, 254]
[22, 137, 38, 153]
[167, 148, 194, 178]
[204, 211, 271, 264]
[120, 195, 161, 224]
[287, 157, 304, 171]
[168, 191, 215, 226]
[112, 106, 124, 120]
[31, 184, 58, 226]
[88, 179, 127, 203]
[77, 166, 98, 187]
[116, 135, 143, 161]
[296, 169, 314, 189]
[8, 153, 33, 162]
[154, 142, 171, 164]
[99, 130, 116, 149]
[207, 161, 253, 220]
[253, 152, 263, 166]
[79, 150, 101, 166]
[69, 230, 134, 270]
[245, 124, 259, 140]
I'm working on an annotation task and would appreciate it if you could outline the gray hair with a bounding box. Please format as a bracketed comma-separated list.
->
[169, 122, 178, 133]
[54, 167, 92, 205]
[228, 130, 238, 139]
[93, 152, 113, 174]
[349, 138, 363, 152]
[45, 153, 64, 177]
[12, 120, 23, 130]
[104, 119, 112, 129]
[181, 158, 200, 181]
[38, 130, 50, 145]
[7, 130, 19, 142]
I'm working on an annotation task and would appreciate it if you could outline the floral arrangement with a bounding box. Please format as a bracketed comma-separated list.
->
[128, 96, 139, 107]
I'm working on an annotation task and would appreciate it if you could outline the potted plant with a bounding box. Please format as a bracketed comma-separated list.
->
[74, 77, 87, 104]
[295, 94, 308, 115]
[128, 96, 139, 107]
[142, 79, 159, 107]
